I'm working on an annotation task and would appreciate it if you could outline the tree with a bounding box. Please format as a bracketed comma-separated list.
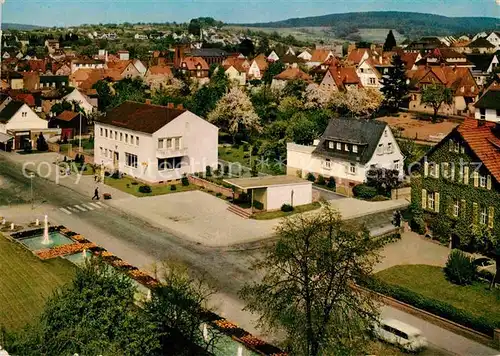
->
[146, 261, 220, 354]
[330, 88, 383, 117]
[8, 258, 160, 355]
[421, 84, 453, 122]
[238, 39, 255, 57]
[366, 168, 400, 196]
[240, 205, 390, 355]
[262, 61, 285, 84]
[92, 79, 113, 111]
[286, 112, 318, 145]
[304, 85, 330, 109]
[188, 19, 201, 37]
[383, 30, 397, 51]
[187, 67, 229, 118]
[283, 79, 308, 100]
[36, 133, 48, 152]
[380, 54, 408, 112]
[208, 87, 262, 143]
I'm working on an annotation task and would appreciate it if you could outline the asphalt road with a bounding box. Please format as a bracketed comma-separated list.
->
[0, 156, 498, 355]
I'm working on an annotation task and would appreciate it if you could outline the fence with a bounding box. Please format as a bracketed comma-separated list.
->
[188, 175, 234, 198]
[391, 187, 411, 201]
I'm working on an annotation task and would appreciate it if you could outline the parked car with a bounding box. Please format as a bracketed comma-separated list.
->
[472, 257, 496, 280]
[373, 318, 428, 352]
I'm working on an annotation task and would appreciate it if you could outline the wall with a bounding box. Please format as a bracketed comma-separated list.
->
[475, 108, 499, 122]
[266, 183, 312, 210]
[188, 175, 234, 198]
[391, 186, 411, 201]
[253, 188, 267, 209]
[4, 104, 48, 132]
[365, 126, 405, 178]
[64, 89, 95, 114]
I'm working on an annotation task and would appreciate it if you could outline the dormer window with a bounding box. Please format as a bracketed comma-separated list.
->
[352, 145, 358, 153]
[344, 144, 349, 152]
[336, 142, 341, 150]
[328, 141, 334, 149]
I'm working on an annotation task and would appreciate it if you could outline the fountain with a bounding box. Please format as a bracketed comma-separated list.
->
[41, 215, 52, 245]
[82, 249, 87, 259]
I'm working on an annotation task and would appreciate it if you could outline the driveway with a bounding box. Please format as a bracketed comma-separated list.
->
[313, 185, 345, 201]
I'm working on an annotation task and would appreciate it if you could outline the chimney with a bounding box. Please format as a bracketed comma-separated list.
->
[145, 99, 151, 105]
[167, 102, 174, 109]
[177, 103, 184, 110]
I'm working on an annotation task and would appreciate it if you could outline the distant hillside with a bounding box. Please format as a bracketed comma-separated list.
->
[238, 11, 500, 39]
[3, 23, 42, 30]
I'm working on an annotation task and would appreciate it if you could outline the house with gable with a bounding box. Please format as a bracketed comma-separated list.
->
[485, 32, 500, 51]
[94, 101, 218, 183]
[271, 67, 312, 90]
[466, 54, 499, 87]
[464, 38, 496, 54]
[474, 83, 500, 121]
[144, 66, 173, 90]
[247, 54, 268, 80]
[222, 57, 249, 86]
[297, 50, 312, 61]
[267, 50, 279, 62]
[286, 118, 404, 194]
[305, 49, 335, 68]
[408, 66, 479, 116]
[63, 88, 97, 115]
[319, 65, 362, 93]
[415, 48, 474, 68]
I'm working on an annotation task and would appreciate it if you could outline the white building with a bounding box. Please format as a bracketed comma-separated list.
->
[286, 118, 404, 194]
[63, 89, 97, 115]
[474, 85, 500, 122]
[357, 59, 382, 90]
[297, 50, 312, 61]
[94, 101, 218, 183]
[267, 50, 279, 62]
[486, 32, 500, 51]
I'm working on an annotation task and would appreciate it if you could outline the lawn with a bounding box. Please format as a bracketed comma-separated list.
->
[0, 234, 76, 331]
[376, 265, 500, 325]
[69, 138, 94, 151]
[105, 175, 198, 197]
[218, 145, 285, 176]
[252, 202, 321, 220]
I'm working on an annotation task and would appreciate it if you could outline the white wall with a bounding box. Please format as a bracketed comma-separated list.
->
[3, 104, 48, 133]
[266, 184, 312, 210]
[247, 61, 261, 79]
[475, 108, 499, 122]
[365, 126, 405, 178]
[357, 61, 380, 89]
[64, 89, 95, 114]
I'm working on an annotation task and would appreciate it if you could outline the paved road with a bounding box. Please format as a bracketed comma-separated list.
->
[0, 156, 498, 355]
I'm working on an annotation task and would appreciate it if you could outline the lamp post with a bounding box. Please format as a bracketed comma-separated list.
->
[29, 172, 35, 210]
[0, 0, 5, 84]
[78, 112, 82, 153]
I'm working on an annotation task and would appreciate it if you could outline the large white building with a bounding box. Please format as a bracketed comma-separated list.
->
[287, 118, 404, 193]
[94, 101, 218, 183]
[474, 84, 500, 122]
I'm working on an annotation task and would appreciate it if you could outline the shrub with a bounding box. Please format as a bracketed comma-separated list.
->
[281, 204, 294, 212]
[306, 173, 316, 182]
[170, 185, 177, 191]
[358, 277, 498, 336]
[223, 165, 229, 175]
[242, 143, 249, 152]
[181, 175, 189, 186]
[205, 165, 212, 177]
[317, 175, 326, 185]
[410, 216, 426, 235]
[430, 217, 452, 244]
[244, 154, 250, 159]
[327, 176, 336, 189]
[216, 192, 223, 197]
[253, 201, 264, 210]
[352, 184, 378, 200]
[444, 250, 477, 286]
[138, 185, 152, 194]
[111, 171, 121, 179]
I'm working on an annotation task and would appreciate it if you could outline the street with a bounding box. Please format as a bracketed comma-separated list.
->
[0, 155, 498, 355]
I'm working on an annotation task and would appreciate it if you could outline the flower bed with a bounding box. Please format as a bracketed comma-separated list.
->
[36, 242, 97, 260]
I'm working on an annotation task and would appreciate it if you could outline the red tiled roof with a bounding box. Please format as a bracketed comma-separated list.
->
[180, 56, 209, 71]
[28, 59, 46, 72]
[252, 54, 268, 71]
[326, 66, 362, 91]
[400, 52, 420, 69]
[147, 65, 173, 76]
[56, 110, 79, 122]
[9, 92, 35, 107]
[274, 67, 312, 81]
[347, 49, 370, 65]
[409, 66, 478, 97]
[222, 57, 249, 72]
[309, 49, 333, 63]
[457, 118, 500, 183]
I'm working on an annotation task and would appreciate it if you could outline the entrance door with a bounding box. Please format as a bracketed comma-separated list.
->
[113, 152, 119, 168]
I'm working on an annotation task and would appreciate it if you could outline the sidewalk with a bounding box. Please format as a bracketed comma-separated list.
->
[1, 151, 133, 201]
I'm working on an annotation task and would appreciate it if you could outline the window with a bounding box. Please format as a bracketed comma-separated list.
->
[369, 77, 376, 85]
[136, 136, 139, 145]
[393, 160, 400, 170]
[344, 144, 349, 152]
[336, 142, 341, 150]
[114, 131, 117, 140]
[453, 199, 460, 217]
[480, 174, 487, 188]
[174, 138, 180, 150]
[377, 144, 384, 155]
[105, 129, 108, 138]
[328, 141, 334, 149]
[158, 139, 165, 149]
[104, 148, 108, 157]
[386, 142, 393, 154]
[100, 128, 103, 136]
[480, 108, 486, 120]
[454, 141, 460, 153]
[125, 153, 138, 168]
[99, 147, 103, 156]
[158, 157, 182, 171]
[480, 206, 488, 225]
[21, 112, 27, 118]
[349, 163, 356, 174]
[120, 132, 123, 141]
[324, 159, 331, 169]
[384, 130, 388, 137]
[167, 138, 173, 148]
[430, 163, 439, 178]
[125, 134, 128, 143]
[427, 192, 435, 210]
[352, 145, 358, 153]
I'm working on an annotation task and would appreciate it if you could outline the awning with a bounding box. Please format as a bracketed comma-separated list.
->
[0, 132, 13, 143]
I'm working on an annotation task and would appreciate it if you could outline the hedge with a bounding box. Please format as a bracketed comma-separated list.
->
[352, 184, 378, 200]
[359, 277, 499, 336]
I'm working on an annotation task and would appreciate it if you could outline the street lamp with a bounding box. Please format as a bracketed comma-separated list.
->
[78, 111, 82, 153]
[28, 172, 35, 210]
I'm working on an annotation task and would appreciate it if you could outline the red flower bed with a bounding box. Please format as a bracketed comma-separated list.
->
[36, 242, 97, 260]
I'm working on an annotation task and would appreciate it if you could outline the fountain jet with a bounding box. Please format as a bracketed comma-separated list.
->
[41, 215, 51, 245]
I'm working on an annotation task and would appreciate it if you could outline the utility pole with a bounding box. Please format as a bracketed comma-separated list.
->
[29, 173, 34, 210]
[78, 111, 82, 153]
[0, 0, 5, 85]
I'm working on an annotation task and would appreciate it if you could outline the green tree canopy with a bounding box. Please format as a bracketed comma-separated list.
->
[421, 83, 453, 122]
[380, 54, 409, 112]
[262, 61, 285, 85]
[383, 30, 397, 51]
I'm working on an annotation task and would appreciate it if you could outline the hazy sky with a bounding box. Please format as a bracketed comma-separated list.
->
[5, 0, 500, 27]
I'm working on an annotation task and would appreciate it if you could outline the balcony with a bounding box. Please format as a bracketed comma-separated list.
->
[156, 147, 188, 158]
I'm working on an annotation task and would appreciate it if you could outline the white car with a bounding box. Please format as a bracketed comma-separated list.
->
[373, 318, 428, 352]
[473, 257, 496, 279]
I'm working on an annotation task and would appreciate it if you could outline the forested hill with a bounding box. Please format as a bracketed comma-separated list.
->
[2, 23, 42, 30]
[238, 11, 500, 38]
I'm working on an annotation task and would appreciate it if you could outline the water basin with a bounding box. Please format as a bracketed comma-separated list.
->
[20, 231, 74, 251]
[64, 250, 93, 265]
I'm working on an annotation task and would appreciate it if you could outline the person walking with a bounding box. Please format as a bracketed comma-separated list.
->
[92, 187, 100, 200]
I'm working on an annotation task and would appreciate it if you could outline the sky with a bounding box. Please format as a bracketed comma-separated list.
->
[4, 0, 500, 27]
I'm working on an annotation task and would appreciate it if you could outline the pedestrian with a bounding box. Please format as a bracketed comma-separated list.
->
[92, 187, 100, 200]
[94, 174, 98, 182]
[66, 167, 70, 176]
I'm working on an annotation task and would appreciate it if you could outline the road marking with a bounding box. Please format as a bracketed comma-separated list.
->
[67, 206, 79, 213]
[89, 202, 101, 209]
[59, 208, 72, 215]
[95, 201, 106, 208]
[81, 204, 93, 211]
[74, 205, 87, 212]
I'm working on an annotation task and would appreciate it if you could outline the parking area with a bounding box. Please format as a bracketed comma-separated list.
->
[109, 191, 279, 247]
